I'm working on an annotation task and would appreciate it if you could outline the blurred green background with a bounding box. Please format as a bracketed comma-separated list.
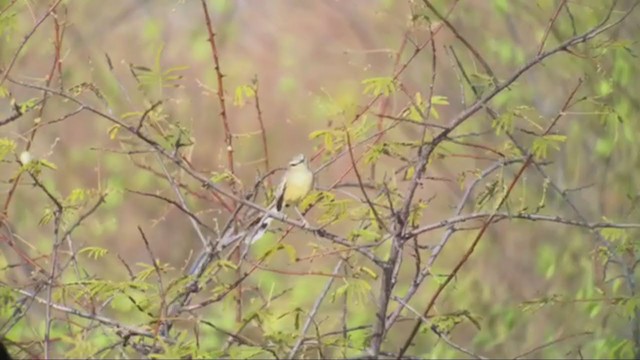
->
[2, 0, 640, 358]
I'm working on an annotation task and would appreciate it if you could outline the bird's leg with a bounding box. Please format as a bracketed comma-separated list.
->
[294, 206, 311, 228]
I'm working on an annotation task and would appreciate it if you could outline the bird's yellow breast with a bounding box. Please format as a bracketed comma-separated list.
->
[283, 166, 314, 205]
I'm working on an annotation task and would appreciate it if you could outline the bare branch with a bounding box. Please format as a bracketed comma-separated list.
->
[289, 260, 344, 358]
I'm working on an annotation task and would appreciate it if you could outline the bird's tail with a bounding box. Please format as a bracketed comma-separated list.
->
[247, 180, 287, 244]
[218, 180, 287, 248]
[248, 216, 273, 244]
[216, 207, 277, 249]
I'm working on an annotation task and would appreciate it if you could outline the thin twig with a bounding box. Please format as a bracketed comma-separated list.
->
[397, 76, 585, 359]
[514, 331, 593, 359]
[0, 0, 63, 87]
[289, 260, 344, 358]
[392, 295, 488, 359]
[252, 76, 270, 177]
[200, 0, 234, 176]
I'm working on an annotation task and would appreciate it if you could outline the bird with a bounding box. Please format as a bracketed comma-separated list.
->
[217, 153, 314, 249]
[169, 154, 316, 337]
[275, 153, 315, 212]
[258, 153, 314, 238]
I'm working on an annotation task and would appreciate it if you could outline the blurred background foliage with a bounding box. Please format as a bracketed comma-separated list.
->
[2, 0, 640, 358]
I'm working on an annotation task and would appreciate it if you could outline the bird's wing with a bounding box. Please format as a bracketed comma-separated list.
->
[275, 177, 287, 212]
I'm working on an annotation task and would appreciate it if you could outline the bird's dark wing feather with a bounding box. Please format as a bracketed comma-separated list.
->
[276, 182, 287, 212]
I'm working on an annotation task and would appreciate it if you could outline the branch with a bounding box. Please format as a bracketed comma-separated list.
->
[407, 212, 640, 238]
[0, 0, 63, 87]
[288, 260, 344, 358]
[398, 66, 585, 359]
[200, 0, 234, 176]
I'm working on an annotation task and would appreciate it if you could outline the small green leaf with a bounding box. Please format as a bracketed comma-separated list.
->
[38, 159, 57, 170]
[108, 125, 121, 140]
[229, 345, 267, 359]
[357, 266, 378, 279]
[134, 263, 156, 281]
[215, 259, 238, 271]
[233, 85, 256, 106]
[492, 112, 515, 135]
[431, 95, 449, 105]
[40, 208, 54, 225]
[0, 138, 16, 161]
[120, 111, 142, 119]
[210, 171, 234, 183]
[308, 129, 329, 140]
[278, 243, 297, 263]
[0, 86, 10, 98]
[531, 134, 566, 160]
[405, 166, 415, 180]
[600, 228, 628, 242]
[78, 246, 109, 260]
[362, 77, 397, 96]
[349, 229, 381, 242]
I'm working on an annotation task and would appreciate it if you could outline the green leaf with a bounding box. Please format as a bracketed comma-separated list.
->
[278, 243, 297, 263]
[134, 263, 156, 281]
[531, 134, 566, 160]
[333, 283, 349, 301]
[308, 129, 328, 140]
[318, 198, 350, 225]
[108, 125, 121, 140]
[408, 200, 427, 227]
[210, 171, 234, 183]
[492, 112, 515, 135]
[39, 208, 54, 226]
[362, 77, 397, 96]
[18, 98, 39, 113]
[544, 134, 567, 144]
[600, 228, 627, 242]
[357, 266, 378, 279]
[349, 229, 381, 242]
[38, 159, 58, 170]
[78, 246, 109, 260]
[431, 314, 465, 335]
[431, 95, 449, 105]
[299, 190, 328, 212]
[130, 45, 188, 93]
[364, 142, 402, 165]
[215, 259, 238, 271]
[405, 166, 415, 180]
[66, 188, 87, 205]
[0, 138, 16, 161]
[233, 84, 256, 106]
[588, 301, 602, 318]
[468, 73, 494, 95]
[228, 345, 269, 359]
[0, 86, 9, 98]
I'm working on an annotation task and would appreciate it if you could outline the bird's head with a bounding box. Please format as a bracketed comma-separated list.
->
[289, 153, 307, 167]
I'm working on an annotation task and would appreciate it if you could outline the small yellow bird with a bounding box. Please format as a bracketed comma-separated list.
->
[275, 153, 314, 212]
[244, 153, 314, 244]
[198, 155, 315, 276]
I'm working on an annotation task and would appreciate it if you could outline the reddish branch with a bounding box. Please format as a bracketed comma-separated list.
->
[537, 0, 570, 55]
[0, 0, 63, 87]
[200, 0, 234, 177]
[252, 77, 271, 177]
